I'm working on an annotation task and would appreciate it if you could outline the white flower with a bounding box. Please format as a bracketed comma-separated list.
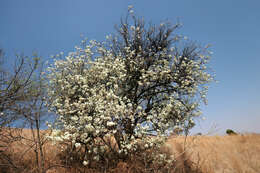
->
[93, 155, 99, 161]
[83, 160, 89, 166]
[71, 116, 78, 121]
[75, 143, 81, 148]
[107, 121, 116, 126]
[93, 147, 98, 153]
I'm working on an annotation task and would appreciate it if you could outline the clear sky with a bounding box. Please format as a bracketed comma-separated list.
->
[1, 0, 259, 134]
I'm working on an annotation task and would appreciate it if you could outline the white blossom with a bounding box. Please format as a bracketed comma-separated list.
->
[75, 143, 81, 148]
[83, 160, 89, 166]
[107, 121, 116, 126]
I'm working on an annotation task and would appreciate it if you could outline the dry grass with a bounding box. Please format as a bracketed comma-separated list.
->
[167, 134, 260, 173]
[0, 128, 64, 173]
[1, 129, 260, 173]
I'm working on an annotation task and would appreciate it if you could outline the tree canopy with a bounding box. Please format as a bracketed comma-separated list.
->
[46, 10, 213, 166]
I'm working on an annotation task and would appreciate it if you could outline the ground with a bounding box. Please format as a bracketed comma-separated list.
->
[1, 128, 260, 173]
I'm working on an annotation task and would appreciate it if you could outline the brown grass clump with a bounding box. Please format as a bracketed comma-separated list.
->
[0, 128, 69, 173]
[1, 129, 260, 173]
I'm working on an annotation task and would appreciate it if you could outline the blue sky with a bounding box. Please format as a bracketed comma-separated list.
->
[1, 0, 259, 134]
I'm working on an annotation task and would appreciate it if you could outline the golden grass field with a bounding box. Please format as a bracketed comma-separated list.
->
[167, 134, 260, 173]
[0, 129, 260, 173]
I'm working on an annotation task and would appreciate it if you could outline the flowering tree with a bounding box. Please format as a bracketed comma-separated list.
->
[47, 10, 213, 168]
